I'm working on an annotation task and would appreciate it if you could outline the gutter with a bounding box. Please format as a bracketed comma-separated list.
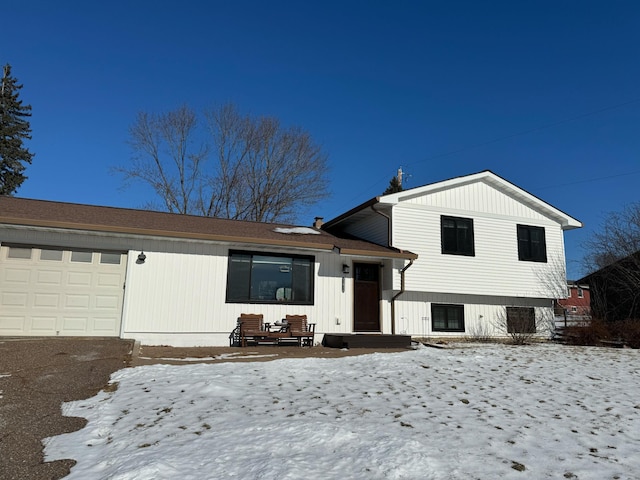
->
[371, 203, 416, 335]
[391, 259, 414, 335]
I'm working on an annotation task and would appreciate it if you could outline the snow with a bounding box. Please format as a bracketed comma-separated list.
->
[273, 227, 321, 235]
[44, 344, 640, 479]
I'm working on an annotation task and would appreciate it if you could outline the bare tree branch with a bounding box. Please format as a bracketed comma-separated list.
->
[582, 202, 640, 321]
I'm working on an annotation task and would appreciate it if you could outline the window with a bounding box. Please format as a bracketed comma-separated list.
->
[517, 225, 547, 262]
[567, 287, 572, 298]
[441, 216, 474, 256]
[431, 304, 465, 332]
[577, 287, 584, 298]
[100, 252, 121, 265]
[226, 251, 314, 304]
[506, 307, 536, 334]
[40, 249, 63, 261]
[70, 250, 92, 263]
[571, 306, 578, 313]
[7, 247, 32, 259]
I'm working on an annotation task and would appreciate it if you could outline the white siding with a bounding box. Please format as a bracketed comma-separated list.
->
[340, 213, 389, 246]
[402, 180, 552, 221]
[391, 202, 566, 298]
[121, 247, 360, 346]
[393, 291, 553, 339]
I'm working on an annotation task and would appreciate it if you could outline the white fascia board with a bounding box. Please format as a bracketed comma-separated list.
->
[379, 171, 582, 230]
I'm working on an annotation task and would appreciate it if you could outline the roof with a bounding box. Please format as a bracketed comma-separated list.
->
[0, 196, 416, 260]
[324, 170, 583, 230]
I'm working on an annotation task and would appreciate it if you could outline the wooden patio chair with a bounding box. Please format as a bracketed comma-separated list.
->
[238, 313, 265, 347]
[285, 314, 316, 347]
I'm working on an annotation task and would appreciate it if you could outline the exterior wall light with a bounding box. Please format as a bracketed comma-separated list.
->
[137, 251, 146, 264]
[342, 264, 350, 275]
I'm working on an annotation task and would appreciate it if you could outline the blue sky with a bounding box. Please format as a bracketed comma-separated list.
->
[5, 1, 640, 278]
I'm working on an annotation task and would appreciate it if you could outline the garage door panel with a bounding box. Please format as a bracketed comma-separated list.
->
[97, 272, 121, 287]
[0, 246, 126, 337]
[67, 271, 93, 286]
[0, 315, 27, 332]
[93, 317, 119, 333]
[2, 292, 28, 307]
[34, 293, 60, 308]
[36, 270, 63, 285]
[31, 316, 58, 332]
[62, 317, 89, 332]
[65, 294, 91, 308]
[4, 268, 31, 283]
[95, 294, 119, 309]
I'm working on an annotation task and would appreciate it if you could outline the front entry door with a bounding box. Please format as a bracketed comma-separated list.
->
[353, 263, 380, 332]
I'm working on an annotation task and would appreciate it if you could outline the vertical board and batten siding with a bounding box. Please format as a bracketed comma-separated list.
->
[1, 225, 362, 345]
[339, 212, 389, 247]
[390, 184, 567, 298]
[122, 246, 357, 346]
[400, 180, 549, 219]
[392, 292, 553, 338]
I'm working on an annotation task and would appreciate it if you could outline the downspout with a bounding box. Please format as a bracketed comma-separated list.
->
[371, 203, 414, 335]
[391, 259, 414, 335]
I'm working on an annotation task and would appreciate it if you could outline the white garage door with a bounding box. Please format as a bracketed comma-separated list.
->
[0, 245, 127, 336]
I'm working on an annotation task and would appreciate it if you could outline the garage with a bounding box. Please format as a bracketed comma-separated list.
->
[0, 245, 127, 336]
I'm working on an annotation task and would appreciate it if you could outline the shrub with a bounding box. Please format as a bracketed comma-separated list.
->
[563, 319, 609, 346]
[562, 318, 640, 348]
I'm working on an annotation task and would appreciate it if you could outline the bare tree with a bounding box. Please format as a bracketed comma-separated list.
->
[114, 103, 330, 223]
[114, 105, 207, 214]
[582, 202, 640, 321]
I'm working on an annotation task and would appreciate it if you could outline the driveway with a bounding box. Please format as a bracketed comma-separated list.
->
[0, 338, 133, 480]
[0, 337, 408, 479]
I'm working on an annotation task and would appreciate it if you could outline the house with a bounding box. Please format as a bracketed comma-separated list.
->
[0, 197, 415, 346]
[0, 170, 581, 346]
[555, 281, 591, 318]
[578, 250, 640, 322]
[323, 170, 582, 339]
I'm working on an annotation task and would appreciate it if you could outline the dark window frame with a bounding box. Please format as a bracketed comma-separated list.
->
[517, 224, 547, 262]
[441, 215, 475, 256]
[226, 250, 314, 305]
[506, 306, 536, 334]
[431, 303, 465, 332]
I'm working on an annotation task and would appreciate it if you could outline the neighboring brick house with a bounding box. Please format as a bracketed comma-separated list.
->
[556, 281, 591, 319]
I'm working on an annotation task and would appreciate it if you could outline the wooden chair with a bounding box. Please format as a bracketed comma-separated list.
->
[238, 314, 265, 347]
[285, 314, 316, 347]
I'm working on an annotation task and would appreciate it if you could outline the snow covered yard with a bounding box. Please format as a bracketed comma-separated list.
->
[44, 344, 640, 480]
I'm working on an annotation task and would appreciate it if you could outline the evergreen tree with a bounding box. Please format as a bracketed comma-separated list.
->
[383, 175, 403, 194]
[0, 64, 33, 195]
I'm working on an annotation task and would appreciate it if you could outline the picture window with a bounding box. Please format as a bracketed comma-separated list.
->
[226, 251, 314, 305]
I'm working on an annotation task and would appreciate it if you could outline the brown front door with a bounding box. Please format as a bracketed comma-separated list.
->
[353, 263, 380, 332]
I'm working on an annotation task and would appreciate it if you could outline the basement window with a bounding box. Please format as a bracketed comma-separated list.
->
[431, 304, 465, 332]
[506, 307, 536, 333]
